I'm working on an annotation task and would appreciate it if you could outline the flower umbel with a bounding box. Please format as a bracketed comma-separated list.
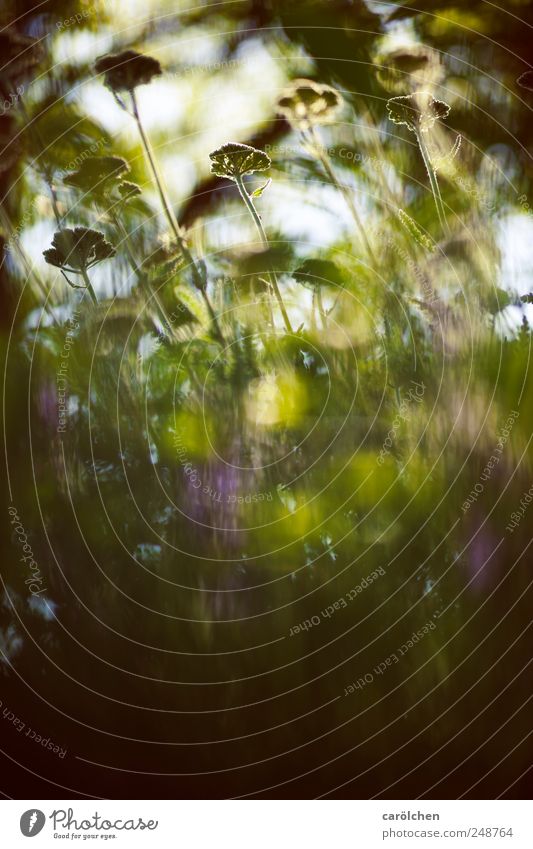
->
[94, 50, 162, 92]
[209, 143, 271, 181]
[277, 79, 343, 129]
[43, 227, 115, 272]
[386, 91, 451, 134]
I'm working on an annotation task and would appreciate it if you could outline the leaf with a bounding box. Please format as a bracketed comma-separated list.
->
[432, 134, 462, 173]
[487, 288, 512, 314]
[118, 180, 142, 199]
[64, 156, 129, 194]
[398, 210, 435, 252]
[251, 179, 271, 198]
[28, 99, 111, 176]
[293, 258, 344, 288]
[209, 142, 271, 180]
[43, 228, 115, 271]
[386, 91, 451, 133]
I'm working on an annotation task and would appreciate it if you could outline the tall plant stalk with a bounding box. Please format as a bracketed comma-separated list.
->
[415, 128, 449, 235]
[305, 125, 377, 266]
[79, 267, 98, 305]
[234, 173, 292, 333]
[129, 91, 224, 344]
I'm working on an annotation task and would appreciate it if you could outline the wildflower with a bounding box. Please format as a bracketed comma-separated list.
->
[209, 142, 271, 181]
[43, 227, 115, 273]
[210, 142, 291, 332]
[387, 92, 451, 233]
[94, 50, 162, 92]
[63, 156, 130, 195]
[277, 78, 343, 129]
[375, 45, 443, 95]
[386, 91, 451, 134]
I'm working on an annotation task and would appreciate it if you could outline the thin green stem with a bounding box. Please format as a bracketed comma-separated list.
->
[306, 125, 377, 265]
[316, 286, 327, 329]
[109, 206, 178, 340]
[200, 288, 225, 344]
[234, 173, 292, 333]
[130, 90, 223, 343]
[80, 266, 98, 305]
[416, 129, 449, 236]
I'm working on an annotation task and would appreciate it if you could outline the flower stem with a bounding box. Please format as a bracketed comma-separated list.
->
[130, 90, 224, 343]
[80, 267, 98, 305]
[234, 173, 292, 333]
[306, 125, 377, 265]
[416, 129, 449, 235]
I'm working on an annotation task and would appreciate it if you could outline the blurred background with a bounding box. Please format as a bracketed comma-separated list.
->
[1, 0, 532, 798]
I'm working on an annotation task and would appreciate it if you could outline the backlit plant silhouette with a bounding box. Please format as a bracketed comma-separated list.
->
[387, 90, 451, 233]
[43, 227, 115, 303]
[277, 78, 376, 263]
[209, 142, 293, 332]
[94, 49, 223, 342]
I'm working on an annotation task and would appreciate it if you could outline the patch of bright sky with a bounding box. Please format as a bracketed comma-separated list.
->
[498, 213, 533, 296]
[495, 212, 533, 337]
[54, 28, 114, 69]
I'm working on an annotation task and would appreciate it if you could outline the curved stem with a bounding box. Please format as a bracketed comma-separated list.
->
[306, 125, 377, 265]
[130, 91, 200, 285]
[416, 129, 449, 236]
[79, 267, 98, 305]
[234, 173, 292, 333]
[130, 90, 223, 343]
[316, 286, 327, 329]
